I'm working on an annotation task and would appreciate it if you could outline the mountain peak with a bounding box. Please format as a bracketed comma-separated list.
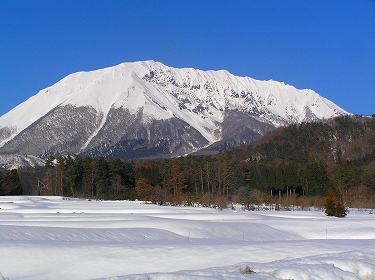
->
[0, 61, 348, 166]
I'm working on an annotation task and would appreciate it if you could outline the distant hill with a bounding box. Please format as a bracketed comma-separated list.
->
[225, 115, 375, 207]
[253, 115, 375, 164]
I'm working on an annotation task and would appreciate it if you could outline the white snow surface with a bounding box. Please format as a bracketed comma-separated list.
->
[0, 196, 374, 280]
[0, 61, 348, 147]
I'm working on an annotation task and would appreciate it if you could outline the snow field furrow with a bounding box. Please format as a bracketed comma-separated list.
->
[0, 196, 374, 280]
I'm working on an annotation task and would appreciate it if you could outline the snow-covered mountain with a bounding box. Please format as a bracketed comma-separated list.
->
[0, 60, 348, 166]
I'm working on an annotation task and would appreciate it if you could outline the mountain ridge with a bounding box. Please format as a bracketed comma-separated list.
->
[0, 60, 349, 167]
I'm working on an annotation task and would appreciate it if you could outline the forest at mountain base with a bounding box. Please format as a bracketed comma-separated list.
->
[1, 115, 375, 209]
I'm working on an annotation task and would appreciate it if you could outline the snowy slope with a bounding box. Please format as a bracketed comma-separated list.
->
[122, 251, 375, 280]
[0, 154, 45, 170]
[0, 61, 348, 162]
[0, 196, 374, 280]
[0, 62, 171, 147]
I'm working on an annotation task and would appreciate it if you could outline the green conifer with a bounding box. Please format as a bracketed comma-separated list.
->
[324, 191, 336, 216]
[335, 200, 347, 218]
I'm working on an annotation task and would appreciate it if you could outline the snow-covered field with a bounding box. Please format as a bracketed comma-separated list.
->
[0, 197, 374, 280]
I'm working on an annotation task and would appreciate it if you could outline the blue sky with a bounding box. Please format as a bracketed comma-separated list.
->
[0, 0, 374, 115]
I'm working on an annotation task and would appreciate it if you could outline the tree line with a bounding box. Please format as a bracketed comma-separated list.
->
[0, 169, 22, 195]
[3, 115, 375, 209]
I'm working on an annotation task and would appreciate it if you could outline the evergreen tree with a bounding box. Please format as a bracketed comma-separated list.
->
[324, 191, 336, 216]
[335, 199, 347, 217]
[135, 177, 153, 202]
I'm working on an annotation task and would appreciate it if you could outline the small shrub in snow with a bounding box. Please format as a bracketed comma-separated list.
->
[240, 265, 255, 274]
[275, 203, 281, 211]
[324, 191, 347, 217]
